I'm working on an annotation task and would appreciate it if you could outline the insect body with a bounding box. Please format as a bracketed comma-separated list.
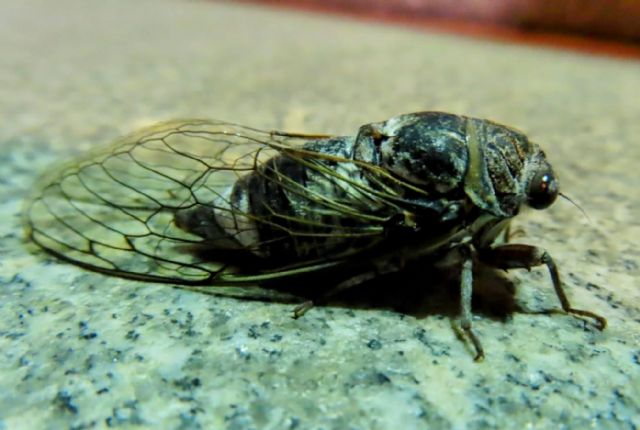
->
[24, 112, 606, 360]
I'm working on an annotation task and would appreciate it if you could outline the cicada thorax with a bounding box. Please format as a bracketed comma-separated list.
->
[357, 112, 553, 220]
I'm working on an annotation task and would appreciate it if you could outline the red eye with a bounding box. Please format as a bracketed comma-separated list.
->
[528, 171, 558, 209]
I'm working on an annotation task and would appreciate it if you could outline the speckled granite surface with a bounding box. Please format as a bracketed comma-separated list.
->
[1, 1, 639, 429]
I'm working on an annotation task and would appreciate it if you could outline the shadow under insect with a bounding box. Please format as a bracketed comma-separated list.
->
[187, 256, 520, 325]
[300, 261, 516, 320]
[333, 261, 520, 322]
[183, 256, 523, 360]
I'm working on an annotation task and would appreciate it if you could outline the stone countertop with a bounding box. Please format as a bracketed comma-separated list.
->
[1, 1, 638, 429]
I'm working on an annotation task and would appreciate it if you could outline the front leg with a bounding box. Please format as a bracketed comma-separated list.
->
[458, 250, 485, 361]
[478, 244, 607, 330]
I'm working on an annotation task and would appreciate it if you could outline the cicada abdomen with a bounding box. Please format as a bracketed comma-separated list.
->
[172, 136, 393, 264]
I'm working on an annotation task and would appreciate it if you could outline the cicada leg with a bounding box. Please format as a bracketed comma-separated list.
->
[502, 224, 526, 243]
[290, 259, 405, 319]
[290, 269, 389, 318]
[478, 244, 607, 330]
[290, 273, 377, 319]
[459, 249, 485, 362]
[292, 300, 315, 319]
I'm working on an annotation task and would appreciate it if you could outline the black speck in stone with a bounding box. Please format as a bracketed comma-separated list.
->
[54, 390, 78, 414]
[174, 376, 202, 391]
[270, 334, 283, 342]
[505, 353, 522, 363]
[585, 282, 602, 291]
[288, 417, 301, 429]
[375, 372, 391, 384]
[125, 330, 139, 341]
[367, 339, 382, 350]
[79, 321, 98, 340]
[84, 355, 96, 371]
[248, 325, 260, 339]
[96, 387, 109, 395]
[613, 389, 625, 401]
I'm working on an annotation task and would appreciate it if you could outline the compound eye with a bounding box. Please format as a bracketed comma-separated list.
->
[528, 170, 558, 209]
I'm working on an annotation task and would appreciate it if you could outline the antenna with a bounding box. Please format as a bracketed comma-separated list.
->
[559, 192, 591, 223]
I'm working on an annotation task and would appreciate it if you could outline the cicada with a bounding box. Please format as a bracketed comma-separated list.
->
[24, 112, 606, 360]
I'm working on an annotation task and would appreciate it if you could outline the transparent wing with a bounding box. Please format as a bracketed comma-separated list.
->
[24, 119, 396, 285]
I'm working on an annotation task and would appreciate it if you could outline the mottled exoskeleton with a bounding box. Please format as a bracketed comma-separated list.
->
[24, 112, 606, 360]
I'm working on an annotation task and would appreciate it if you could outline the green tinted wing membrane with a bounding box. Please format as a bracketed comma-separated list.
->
[24, 120, 292, 284]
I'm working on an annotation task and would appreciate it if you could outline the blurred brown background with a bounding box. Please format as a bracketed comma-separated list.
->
[246, 0, 640, 56]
